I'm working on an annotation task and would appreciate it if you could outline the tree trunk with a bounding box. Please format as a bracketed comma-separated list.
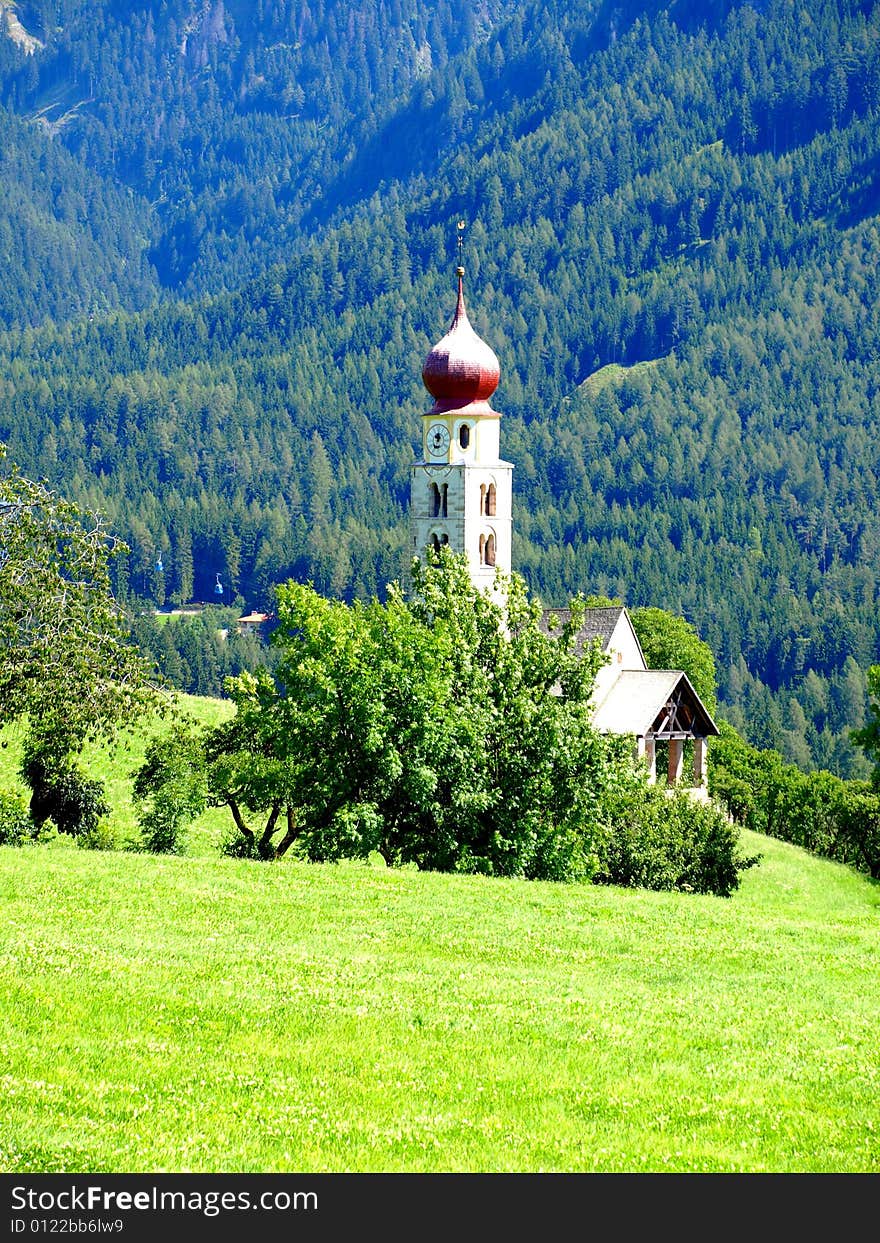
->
[274, 805, 299, 858]
[258, 801, 282, 857]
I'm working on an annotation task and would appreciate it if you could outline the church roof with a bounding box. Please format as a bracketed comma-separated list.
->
[591, 670, 719, 738]
[539, 606, 645, 662]
[422, 267, 500, 415]
[540, 605, 623, 644]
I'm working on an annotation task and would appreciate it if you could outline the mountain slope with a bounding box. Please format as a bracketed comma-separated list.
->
[0, 104, 158, 326]
[0, 0, 521, 307]
[1, 0, 879, 773]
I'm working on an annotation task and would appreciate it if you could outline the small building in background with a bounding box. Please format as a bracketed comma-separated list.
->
[237, 611, 272, 636]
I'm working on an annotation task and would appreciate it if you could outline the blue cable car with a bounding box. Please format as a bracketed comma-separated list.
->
[214, 573, 224, 597]
[155, 555, 163, 574]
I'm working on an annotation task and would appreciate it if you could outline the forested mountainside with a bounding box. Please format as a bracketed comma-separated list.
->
[0, 105, 158, 325]
[1, 0, 879, 775]
[0, 0, 518, 311]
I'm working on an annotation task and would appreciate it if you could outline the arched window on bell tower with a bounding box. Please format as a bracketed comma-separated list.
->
[459, 424, 470, 449]
[480, 483, 486, 514]
[441, 484, 448, 517]
[485, 533, 496, 567]
[487, 483, 497, 516]
[479, 534, 486, 564]
[430, 483, 441, 516]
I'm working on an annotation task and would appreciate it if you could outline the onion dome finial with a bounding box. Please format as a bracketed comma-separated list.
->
[421, 264, 501, 413]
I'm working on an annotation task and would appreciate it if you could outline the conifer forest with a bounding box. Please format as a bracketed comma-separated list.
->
[1, 0, 879, 775]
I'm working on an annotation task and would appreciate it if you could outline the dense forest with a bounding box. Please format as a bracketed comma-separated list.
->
[0, 0, 879, 775]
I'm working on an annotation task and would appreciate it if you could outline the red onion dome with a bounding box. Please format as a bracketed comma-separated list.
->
[422, 268, 500, 410]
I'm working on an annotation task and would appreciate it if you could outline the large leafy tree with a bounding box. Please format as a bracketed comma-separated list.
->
[630, 606, 718, 714]
[402, 553, 621, 879]
[139, 554, 754, 893]
[204, 667, 306, 860]
[0, 448, 152, 747]
[202, 553, 628, 880]
[0, 448, 155, 832]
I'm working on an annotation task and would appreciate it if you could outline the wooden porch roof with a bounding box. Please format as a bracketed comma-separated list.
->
[591, 670, 719, 739]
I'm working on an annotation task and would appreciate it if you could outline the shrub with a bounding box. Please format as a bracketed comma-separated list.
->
[76, 820, 117, 851]
[833, 784, 880, 879]
[0, 789, 38, 846]
[219, 826, 262, 860]
[132, 724, 207, 855]
[709, 769, 757, 828]
[595, 787, 760, 897]
[711, 720, 880, 880]
[21, 747, 110, 838]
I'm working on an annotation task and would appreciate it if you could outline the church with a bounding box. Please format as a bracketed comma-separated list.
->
[410, 263, 718, 790]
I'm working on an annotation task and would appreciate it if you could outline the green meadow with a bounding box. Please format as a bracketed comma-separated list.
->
[0, 695, 234, 852]
[0, 701, 878, 1173]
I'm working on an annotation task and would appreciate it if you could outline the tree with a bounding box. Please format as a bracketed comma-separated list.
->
[22, 742, 110, 842]
[0, 447, 154, 748]
[834, 784, 880, 881]
[400, 553, 618, 880]
[1, 448, 156, 836]
[204, 667, 305, 860]
[630, 606, 718, 713]
[189, 553, 752, 894]
[852, 666, 880, 789]
[195, 553, 627, 878]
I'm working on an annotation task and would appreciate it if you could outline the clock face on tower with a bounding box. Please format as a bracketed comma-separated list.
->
[427, 423, 450, 458]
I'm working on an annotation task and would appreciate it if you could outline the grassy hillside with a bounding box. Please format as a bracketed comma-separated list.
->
[1, 827, 877, 1173]
[0, 694, 234, 851]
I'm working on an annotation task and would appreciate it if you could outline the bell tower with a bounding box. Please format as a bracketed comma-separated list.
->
[411, 261, 513, 597]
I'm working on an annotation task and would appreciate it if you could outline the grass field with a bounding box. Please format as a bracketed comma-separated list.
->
[1, 796, 878, 1171]
[0, 695, 234, 851]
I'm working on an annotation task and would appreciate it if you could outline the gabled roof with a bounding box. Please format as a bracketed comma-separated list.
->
[540, 605, 622, 646]
[539, 605, 646, 665]
[591, 669, 719, 738]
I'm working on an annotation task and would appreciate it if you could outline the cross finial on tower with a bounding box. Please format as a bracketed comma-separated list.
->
[456, 220, 465, 274]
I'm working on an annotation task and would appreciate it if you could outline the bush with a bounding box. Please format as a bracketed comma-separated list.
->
[21, 747, 110, 838]
[0, 789, 38, 846]
[219, 826, 262, 860]
[833, 785, 880, 879]
[595, 787, 760, 897]
[711, 720, 880, 880]
[709, 769, 757, 828]
[76, 820, 117, 851]
[132, 724, 207, 855]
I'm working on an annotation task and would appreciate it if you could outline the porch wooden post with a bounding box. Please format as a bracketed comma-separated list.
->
[693, 737, 708, 787]
[644, 736, 657, 783]
[667, 738, 684, 786]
